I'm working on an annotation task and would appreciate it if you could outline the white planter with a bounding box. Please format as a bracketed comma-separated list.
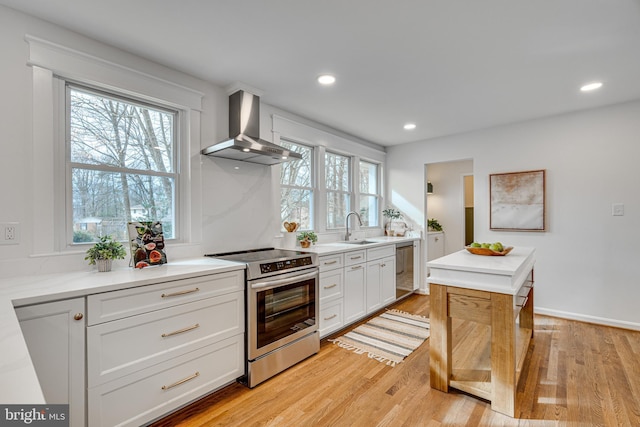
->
[97, 259, 112, 272]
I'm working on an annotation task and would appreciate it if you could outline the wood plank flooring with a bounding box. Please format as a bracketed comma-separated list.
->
[150, 294, 640, 427]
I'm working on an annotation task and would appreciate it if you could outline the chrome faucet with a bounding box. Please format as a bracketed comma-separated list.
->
[345, 211, 363, 241]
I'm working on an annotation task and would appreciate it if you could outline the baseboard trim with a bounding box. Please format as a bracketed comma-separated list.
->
[536, 307, 640, 331]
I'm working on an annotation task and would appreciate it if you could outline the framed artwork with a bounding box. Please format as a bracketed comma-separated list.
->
[490, 169, 546, 231]
[127, 221, 168, 268]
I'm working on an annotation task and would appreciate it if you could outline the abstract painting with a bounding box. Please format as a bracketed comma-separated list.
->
[490, 170, 546, 231]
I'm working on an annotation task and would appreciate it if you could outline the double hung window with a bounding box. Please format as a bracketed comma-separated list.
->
[67, 84, 178, 243]
[325, 152, 351, 229]
[358, 160, 380, 227]
[280, 140, 314, 230]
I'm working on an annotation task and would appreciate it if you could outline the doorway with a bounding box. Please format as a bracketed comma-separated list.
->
[463, 174, 474, 245]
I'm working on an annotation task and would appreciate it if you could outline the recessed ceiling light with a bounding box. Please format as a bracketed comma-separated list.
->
[580, 82, 603, 92]
[242, 148, 250, 152]
[317, 74, 336, 85]
[404, 123, 416, 130]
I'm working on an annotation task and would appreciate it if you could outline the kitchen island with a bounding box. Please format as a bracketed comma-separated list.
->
[427, 246, 535, 417]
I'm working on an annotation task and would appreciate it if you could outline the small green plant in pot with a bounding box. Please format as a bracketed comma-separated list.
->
[428, 218, 443, 232]
[382, 207, 403, 236]
[85, 235, 126, 272]
[296, 231, 318, 248]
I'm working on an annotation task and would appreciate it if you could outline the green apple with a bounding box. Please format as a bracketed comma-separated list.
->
[470, 242, 481, 248]
[490, 243, 502, 252]
[481, 243, 491, 248]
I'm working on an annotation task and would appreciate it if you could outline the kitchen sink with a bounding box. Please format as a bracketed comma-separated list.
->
[343, 240, 375, 245]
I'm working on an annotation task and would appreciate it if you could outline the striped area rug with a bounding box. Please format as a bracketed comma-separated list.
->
[329, 309, 430, 366]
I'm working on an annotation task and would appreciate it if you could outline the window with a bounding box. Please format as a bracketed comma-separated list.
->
[359, 160, 380, 227]
[67, 84, 178, 243]
[280, 140, 314, 230]
[325, 152, 351, 229]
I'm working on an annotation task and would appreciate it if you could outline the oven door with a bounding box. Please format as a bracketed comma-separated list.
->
[248, 268, 318, 360]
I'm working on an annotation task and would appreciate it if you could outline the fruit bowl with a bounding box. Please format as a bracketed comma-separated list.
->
[465, 246, 514, 256]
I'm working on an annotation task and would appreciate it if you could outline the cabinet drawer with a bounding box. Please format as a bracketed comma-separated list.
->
[367, 244, 395, 261]
[319, 300, 343, 338]
[87, 335, 244, 427]
[319, 254, 344, 272]
[87, 270, 244, 325]
[344, 250, 366, 266]
[319, 269, 343, 302]
[87, 291, 243, 386]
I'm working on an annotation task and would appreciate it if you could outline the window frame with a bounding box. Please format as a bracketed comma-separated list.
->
[358, 159, 382, 228]
[60, 80, 183, 246]
[324, 150, 353, 230]
[279, 138, 315, 231]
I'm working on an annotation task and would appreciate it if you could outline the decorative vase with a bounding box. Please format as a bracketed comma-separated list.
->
[97, 259, 112, 272]
[299, 240, 311, 248]
[283, 232, 296, 248]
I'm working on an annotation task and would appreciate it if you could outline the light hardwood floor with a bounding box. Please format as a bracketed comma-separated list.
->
[150, 294, 640, 427]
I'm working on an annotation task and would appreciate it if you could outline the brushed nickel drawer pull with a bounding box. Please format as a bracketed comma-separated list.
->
[351, 265, 362, 270]
[73, 313, 84, 321]
[161, 287, 200, 298]
[324, 284, 338, 289]
[161, 371, 200, 390]
[161, 323, 200, 337]
[324, 314, 337, 320]
[350, 256, 362, 260]
[324, 260, 338, 265]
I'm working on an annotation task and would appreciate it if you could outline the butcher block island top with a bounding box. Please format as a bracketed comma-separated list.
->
[427, 246, 536, 418]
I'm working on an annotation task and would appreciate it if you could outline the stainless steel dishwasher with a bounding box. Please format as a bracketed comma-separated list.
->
[395, 241, 414, 298]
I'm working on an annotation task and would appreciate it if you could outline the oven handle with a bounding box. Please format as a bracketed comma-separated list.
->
[250, 270, 318, 290]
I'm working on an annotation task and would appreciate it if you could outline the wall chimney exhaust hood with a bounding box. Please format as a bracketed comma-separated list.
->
[201, 90, 302, 165]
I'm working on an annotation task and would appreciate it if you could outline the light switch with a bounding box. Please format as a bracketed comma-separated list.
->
[612, 203, 624, 216]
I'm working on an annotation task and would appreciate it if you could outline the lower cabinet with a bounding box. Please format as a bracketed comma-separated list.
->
[87, 335, 243, 427]
[343, 262, 366, 324]
[16, 298, 86, 427]
[86, 270, 245, 427]
[319, 242, 406, 336]
[366, 255, 396, 314]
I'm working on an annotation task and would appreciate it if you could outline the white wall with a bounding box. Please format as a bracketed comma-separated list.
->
[0, 5, 384, 277]
[387, 100, 640, 329]
[426, 160, 473, 255]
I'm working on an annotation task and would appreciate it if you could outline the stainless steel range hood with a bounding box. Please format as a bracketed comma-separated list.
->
[201, 90, 302, 165]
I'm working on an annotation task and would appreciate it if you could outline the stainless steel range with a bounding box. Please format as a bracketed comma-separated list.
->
[206, 248, 319, 388]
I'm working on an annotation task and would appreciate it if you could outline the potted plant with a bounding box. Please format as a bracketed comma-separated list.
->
[428, 218, 443, 232]
[382, 207, 403, 236]
[84, 235, 127, 272]
[296, 231, 318, 248]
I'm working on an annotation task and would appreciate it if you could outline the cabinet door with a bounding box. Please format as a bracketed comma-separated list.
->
[427, 232, 444, 260]
[343, 264, 366, 324]
[16, 298, 85, 427]
[366, 261, 382, 314]
[380, 255, 396, 305]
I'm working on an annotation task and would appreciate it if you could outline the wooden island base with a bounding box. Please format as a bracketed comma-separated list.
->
[428, 247, 535, 418]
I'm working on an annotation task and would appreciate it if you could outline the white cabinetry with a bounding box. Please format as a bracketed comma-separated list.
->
[86, 270, 244, 427]
[343, 261, 366, 325]
[427, 232, 444, 261]
[365, 245, 396, 314]
[318, 242, 403, 336]
[318, 253, 344, 337]
[16, 298, 86, 427]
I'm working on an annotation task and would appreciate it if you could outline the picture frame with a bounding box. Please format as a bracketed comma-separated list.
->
[490, 169, 546, 231]
[127, 221, 168, 268]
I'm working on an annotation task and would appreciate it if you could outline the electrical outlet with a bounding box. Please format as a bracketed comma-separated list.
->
[612, 203, 624, 216]
[0, 222, 20, 245]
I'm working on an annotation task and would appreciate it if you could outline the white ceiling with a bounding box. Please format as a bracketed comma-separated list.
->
[2, 0, 640, 146]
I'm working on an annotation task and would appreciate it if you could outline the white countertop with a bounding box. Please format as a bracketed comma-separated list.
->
[286, 235, 419, 255]
[0, 258, 245, 404]
[427, 246, 536, 295]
